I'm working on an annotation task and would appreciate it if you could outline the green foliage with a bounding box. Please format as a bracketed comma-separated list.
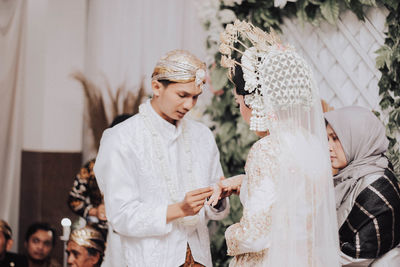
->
[321, 0, 340, 24]
[202, 0, 399, 266]
[376, 0, 400, 177]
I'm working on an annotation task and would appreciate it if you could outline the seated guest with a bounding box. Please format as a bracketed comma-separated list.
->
[325, 106, 400, 266]
[68, 114, 133, 238]
[68, 114, 132, 267]
[0, 219, 28, 266]
[24, 223, 61, 267]
[66, 226, 105, 267]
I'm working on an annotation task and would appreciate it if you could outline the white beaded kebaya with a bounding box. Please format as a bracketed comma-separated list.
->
[139, 103, 199, 227]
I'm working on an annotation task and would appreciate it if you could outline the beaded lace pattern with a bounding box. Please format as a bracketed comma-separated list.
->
[225, 136, 279, 266]
[139, 104, 199, 226]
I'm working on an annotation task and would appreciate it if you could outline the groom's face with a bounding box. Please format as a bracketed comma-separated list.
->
[151, 80, 202, 124]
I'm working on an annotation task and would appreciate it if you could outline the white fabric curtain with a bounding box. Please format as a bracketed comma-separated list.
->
[83, 0, 208, 160]
[0, 0, 26, 247]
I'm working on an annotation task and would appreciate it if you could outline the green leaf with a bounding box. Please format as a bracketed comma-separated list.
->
[349, 0, 366, 20]
[320, 0, 340, 24]
[296, 0, 308, 23]
[359, 0, 377, 6]
[376, 45, 393, 70]
[380, 0, 399, 10]
[342, 0, 352, 7]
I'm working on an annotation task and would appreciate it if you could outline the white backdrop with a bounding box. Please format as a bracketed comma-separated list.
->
[0, 0, 25, 248]
[281, 7, 387, 111]
[83, 0, 210, 160]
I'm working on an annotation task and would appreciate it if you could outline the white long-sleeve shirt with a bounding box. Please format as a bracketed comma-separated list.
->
[94, 101, 229, 267]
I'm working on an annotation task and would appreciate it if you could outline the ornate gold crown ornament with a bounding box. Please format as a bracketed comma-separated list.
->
[152, 50, 207, 90]
[69, 226, 105, 254]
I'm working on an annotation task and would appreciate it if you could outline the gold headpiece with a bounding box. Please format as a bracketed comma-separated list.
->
[219, 20, 282, 77]
[152, 49, 207, 90]
[0, 220, 12, 240]
[69, 226, 105, 254]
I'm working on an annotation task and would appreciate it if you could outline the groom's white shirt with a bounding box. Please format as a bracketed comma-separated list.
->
[94, 101, 229, 267]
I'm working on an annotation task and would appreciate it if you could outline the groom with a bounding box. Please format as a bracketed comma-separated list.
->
[94, 50, 230, 267]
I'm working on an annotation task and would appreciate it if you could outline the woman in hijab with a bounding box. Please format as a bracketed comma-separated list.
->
[325, 106, 400, 266]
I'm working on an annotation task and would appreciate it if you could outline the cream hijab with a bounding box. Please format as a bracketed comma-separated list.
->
[324, 106, 389, 209]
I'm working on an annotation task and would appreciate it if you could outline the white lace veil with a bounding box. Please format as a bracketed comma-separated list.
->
[220, 20, 340, 266]
[262, 53, 340, 267]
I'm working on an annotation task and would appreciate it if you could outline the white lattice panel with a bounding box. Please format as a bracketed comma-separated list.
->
[281, 7, 388, 111]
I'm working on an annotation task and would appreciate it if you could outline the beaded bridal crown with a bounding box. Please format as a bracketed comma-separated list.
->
[219, 20, 316, 131]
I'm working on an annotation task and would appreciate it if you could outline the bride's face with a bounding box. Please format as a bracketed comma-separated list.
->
[234, 89, 252, 124]
[326, 124, 347, 169]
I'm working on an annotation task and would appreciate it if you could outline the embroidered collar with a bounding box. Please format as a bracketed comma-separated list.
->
[146, 100, 183, 142]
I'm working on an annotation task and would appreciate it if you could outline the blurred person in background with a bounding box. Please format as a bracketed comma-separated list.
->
[0, 219, 28, 266]
[24, 223, 60, 267]
[68, 114, 132, 267]
[66, 226, 105, 267]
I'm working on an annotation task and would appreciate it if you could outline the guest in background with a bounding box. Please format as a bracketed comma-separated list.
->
[68, 158, 106, 236]
[24, 223, 60, 267]
[68, 114, 133, 237]
[68, 114, 132, 267]
[66, 226, 105, 267]
[0, 219, 28, 267]
[325, 106, 400, 266]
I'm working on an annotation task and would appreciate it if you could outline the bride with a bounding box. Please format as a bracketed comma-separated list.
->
[208, 20, 340, 266]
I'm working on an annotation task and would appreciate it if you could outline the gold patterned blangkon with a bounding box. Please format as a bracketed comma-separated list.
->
[69, 226, 105, 254]
[152, 50, 206, 89]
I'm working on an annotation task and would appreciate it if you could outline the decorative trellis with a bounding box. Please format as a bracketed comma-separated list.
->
[281, 8, 388, 111]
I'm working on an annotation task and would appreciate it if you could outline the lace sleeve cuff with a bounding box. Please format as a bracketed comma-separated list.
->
[225, 210, 272, 255]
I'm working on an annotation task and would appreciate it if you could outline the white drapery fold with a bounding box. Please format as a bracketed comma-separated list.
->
[86, 0, 206, 89]
[83, 0, 208, 160]
[0, 0, 26, 246]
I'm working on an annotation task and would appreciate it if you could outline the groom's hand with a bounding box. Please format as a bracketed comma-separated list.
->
[180, 187, 213, 216]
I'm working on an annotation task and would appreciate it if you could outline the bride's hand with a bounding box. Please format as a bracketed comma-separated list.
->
[206, 175, 244, 207]
[220, 175, 243, 196]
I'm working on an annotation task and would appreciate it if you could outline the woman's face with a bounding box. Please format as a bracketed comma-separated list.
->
[234, 89, 252, 124]
[326, 124, 348, 169]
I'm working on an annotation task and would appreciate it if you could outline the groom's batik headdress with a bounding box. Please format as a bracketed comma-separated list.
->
[220, 20, 316, 131]
[152, 50, 207, 90]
